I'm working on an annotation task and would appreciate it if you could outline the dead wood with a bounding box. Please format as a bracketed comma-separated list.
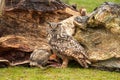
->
[0, 0, 79, 67]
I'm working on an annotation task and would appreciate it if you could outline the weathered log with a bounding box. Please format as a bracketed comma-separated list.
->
[0, 35, 32, 67]
[0, 0, 5, 15]
[0, 0, 79, 67]
[0, 35, 32, 52]
[5, 0, 79, 15]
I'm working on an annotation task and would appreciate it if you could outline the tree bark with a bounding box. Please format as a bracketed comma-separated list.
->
[0, 0, 78, 67]
[0, 0, 5, 15]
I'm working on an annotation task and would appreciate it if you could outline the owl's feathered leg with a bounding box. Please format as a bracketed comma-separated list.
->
[61, 56, 69, 68]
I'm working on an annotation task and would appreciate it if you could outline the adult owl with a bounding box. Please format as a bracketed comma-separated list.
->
[47, 22, 91, 68]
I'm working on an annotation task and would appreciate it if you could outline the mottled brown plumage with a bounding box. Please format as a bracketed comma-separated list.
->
[47, 22, 91, 68]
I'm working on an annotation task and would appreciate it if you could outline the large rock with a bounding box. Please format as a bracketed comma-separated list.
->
[74, 2, 120, 69]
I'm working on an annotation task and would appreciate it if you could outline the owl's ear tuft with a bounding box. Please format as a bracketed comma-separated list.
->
[46, 22, 51, 25]
[46, 22, 52, 28]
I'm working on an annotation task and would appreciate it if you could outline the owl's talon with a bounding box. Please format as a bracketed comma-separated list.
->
[61, 65, 67, 68]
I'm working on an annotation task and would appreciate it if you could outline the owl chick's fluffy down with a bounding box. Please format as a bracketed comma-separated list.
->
[48, 22, 91, 68]
[30, 48, 52, 68]
[30, 46, 60, 69]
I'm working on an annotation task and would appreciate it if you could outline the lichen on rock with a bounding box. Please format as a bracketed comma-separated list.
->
[74, 2, 120, 69]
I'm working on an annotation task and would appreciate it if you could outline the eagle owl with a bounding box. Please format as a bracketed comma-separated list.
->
[47, 22, 91, 68]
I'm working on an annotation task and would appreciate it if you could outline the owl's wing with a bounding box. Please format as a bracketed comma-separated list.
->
[64, 48, 91, 68]
[61, 36, 88, 58]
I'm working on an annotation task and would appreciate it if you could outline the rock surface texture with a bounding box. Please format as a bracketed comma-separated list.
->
[74, 2, 120, 69]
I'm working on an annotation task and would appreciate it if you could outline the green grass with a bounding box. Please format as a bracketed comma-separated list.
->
[0, 66, 120, 80]
[69, 0, 120, 12]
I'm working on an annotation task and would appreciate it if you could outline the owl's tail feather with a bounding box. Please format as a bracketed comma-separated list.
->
[77, 58, 91, 68]
[85, 59, 91, 65]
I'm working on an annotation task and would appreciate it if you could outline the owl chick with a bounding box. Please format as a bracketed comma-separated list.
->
[30, 48, 52, 69]
[47, 22, 91, 68]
